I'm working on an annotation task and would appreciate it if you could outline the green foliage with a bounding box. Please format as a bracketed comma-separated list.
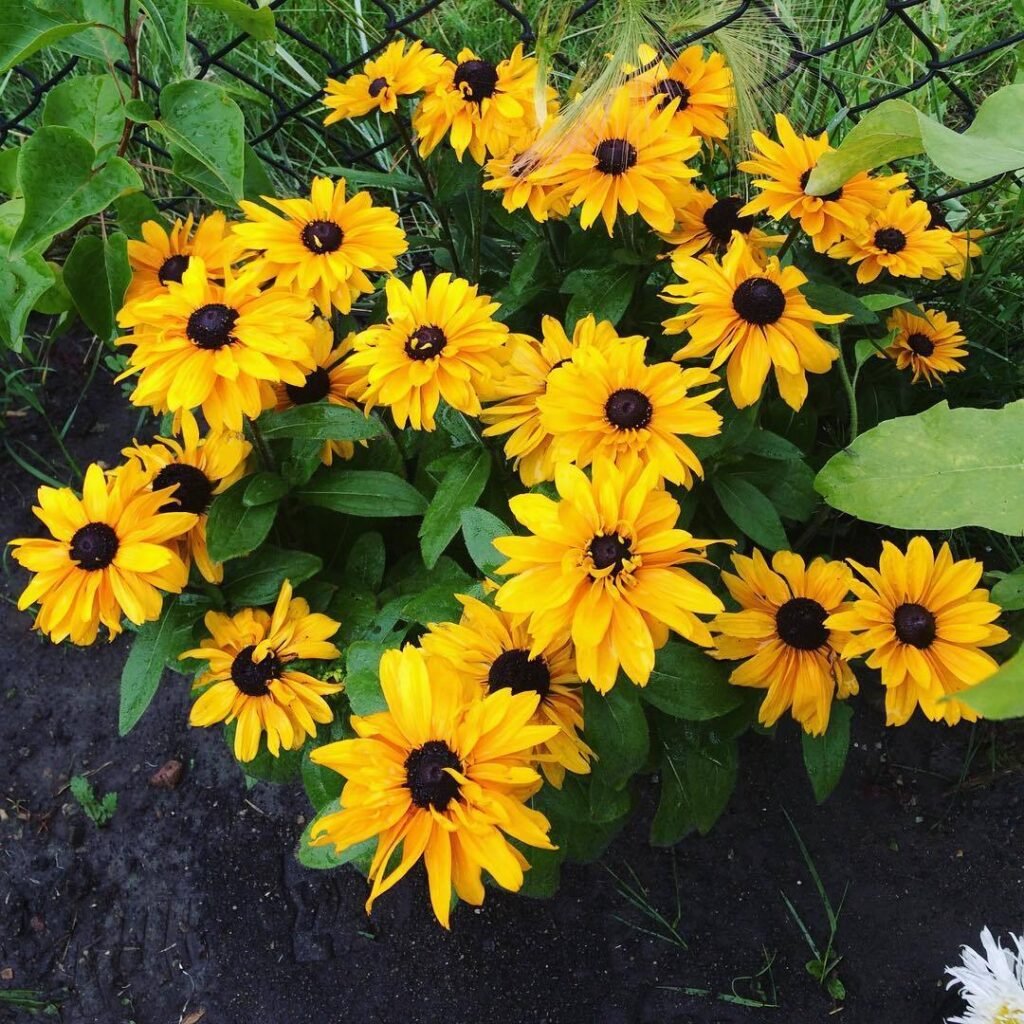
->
[954, 649, 1024, 719]
[420, 447, 491, 568]
[62, 231, 130, 341]
[296, 468, 428, 518]
[257, 404, 386, 442]
[460, 506, 510, 577]
[801, 703, 853, 804]
[206, 478, 279, 561]
[69, 774, 117, 827]
[640, 643, 742, 720]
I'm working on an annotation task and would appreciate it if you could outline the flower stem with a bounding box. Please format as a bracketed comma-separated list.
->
[831, 327, 858, 442]
[246, 416, 275, 470]
[775, 221, 801, 263]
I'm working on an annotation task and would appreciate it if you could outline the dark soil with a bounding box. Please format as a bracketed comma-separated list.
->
[2, 337, 1022, 1024]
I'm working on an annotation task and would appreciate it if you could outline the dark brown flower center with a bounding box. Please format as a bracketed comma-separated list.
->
[187, 303, 238, 350]
[703, 196, 755, 246]
[405, 740, 462, 810]
[775, 597, 829, 651]
[301, 219, 343, 254]
[487, 648, 551, 698]
[368, 76, 388, 97]
[69, 522, 119, 571]
[158, 253, 190, 286]
[874, 227, 907, 254]
[405, 324, 447, 361]
[589, 533, 632, 576]
[798, 168, 843, 203]
[153, 463, 214, 515]
[906, 332, 935, 357]
[605, 387, 653, 430]
[652, 78, 690, 110]
[732, 276, 786, 326]
[893, 602, 936, 649]
[285, 366, 332, 405]
[594, 138, 638, 176]
[454, 59, 498, 103]
[230, 644, 282, 697]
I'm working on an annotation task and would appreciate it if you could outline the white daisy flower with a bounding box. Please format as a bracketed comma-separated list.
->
[946, 927, 1024, 1024]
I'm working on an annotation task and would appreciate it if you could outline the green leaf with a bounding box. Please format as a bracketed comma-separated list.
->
[302, 745, 343, 811]
[230, 725, 303, 782]
[11, 126, 141, 256]
[954, 647, 1024, 720]
[801, 283, 878, 326]
[241, 472, 290, 507]
[583, 684, 649, 791]
[297, 468, 428, 518]
[206, 478, 278, 562]
[0, 2, 91, 72]
[742, 430, 803, 461]
[0, 250, 53, 351]
[118, 598, 196, 736]
[297, 804, 374, 870]
[114, 191, 162, 237]
[344, 641, 388, 716]
[991, 567, 1024, 611]
[642, 642, 742, 720]
[42, 74, 125, 165]
[322, 165, 422, 193]
[0, 148, 19, 196]
[34, 0, 126, 65]
[761, 459, 818, 522]
[801, 702, 852, 804]
[419, 448, 491, 569]
[62, 231, 130, 341]
[859, 293, 912, 312]
[138, 0, 187, 70]
[460, 507, 509, 577]
[712, 474, 788, 550]
[192, 0, 277, 40]
[222, 546, 322, 606]
[815, 400, 1024, 533]
[561, 265, 636, 329]
[257, 403, 385, 442]
[346, 532, 385, 592]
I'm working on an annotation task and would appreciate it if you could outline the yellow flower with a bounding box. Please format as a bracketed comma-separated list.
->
[661, 234, 845, 410]
[421, 594, 592, 787]
[494, 457, 726, 693]
[660, 185, 782, 261]
[413, 44, 553, 164]
[125, 212, 235, 304]
[828, 193, 957, 284]
[347, 270, 509, 430]
[826, 538, 1009, 726]
[709, 550, 857, 736]
[921, 198, 983, 280]
[738, 114, 907, 253]
[183, 580, 343, 762]
[480, 314, 641, 486]
[483, 145, 571, 223]
[883, 307, 968, 385]
[117, 258, 317, 432]
[323, 39, 448, 122]
[538, 334, 722, 487]
[309, 645, 558, 928]
[121, 411, 250, 584]
[9, 463, 195, 645]
[234, 177, 407, 315]
[530, 89, 699, 235]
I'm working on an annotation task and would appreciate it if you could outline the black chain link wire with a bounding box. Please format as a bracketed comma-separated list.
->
[1, 0, 1021, 201]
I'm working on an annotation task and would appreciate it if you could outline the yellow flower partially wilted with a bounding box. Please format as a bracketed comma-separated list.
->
[659, 185, 781, 261]
[480, 314, 643, 486]
[494, 457, 726, 693]
[323, 39, 448, 122]
[234, 177, 407, 315]
[538, 334, 722, 487]
[738, 113, 907, 253]
[347, 270, 509, 430]
[117, 258, 317, 432]
[183, 580, 343, 762]
[827, 538, 1008, 727]
[883, 307, 968, 385]
[309, 645, 558, 928]
[709, 550, 857, 736]
[9, 463, 195, 645]
[483, 145, 571, 223]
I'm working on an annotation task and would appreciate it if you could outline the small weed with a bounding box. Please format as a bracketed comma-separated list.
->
[69, 775, 118, 827]
[661, 948, 779, 1009]
[0, 989, 62, 1015]
[605, 855, 687, 949]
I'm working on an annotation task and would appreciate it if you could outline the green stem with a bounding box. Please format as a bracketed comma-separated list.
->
[832, 326, 858, 442]
[471, 169, 485, 283]
[246, 416, 275, 471]
[775, 221, 801, 263]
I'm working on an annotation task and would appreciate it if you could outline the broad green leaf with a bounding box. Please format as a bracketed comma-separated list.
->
[12, 126, 141, 255]
[0, 148, 18, 196]
[460, 507, 509, 577]
[518, 845, 565, 898]
[42, 74, 125, 165]
[801, 702, 852, 804]
[345, 532, 385, 592]
[0, 2, 91, 72]
[301, 741, 344, 811]
[953, 648, 1024, 720]
[241, 472, 290, 507]
[297, 805, 374, 870]
[297, 468, 428, 518]
[401, 585, 463, 626]
[420, 448, 491, 569]
[859, 293, 913, 312]
[0, 251, 53, 351]
[257, 403, 385, 442]
[642, 642, 742, 720]
[742, 430, 803, 461]
[583, 684, 649, 791]
[761, 459, 817, 522]
[228, 723, 302, 782]
[62, 231, 130, 341]
[34, 0, 126, 65]
[815, 400, 1024, 534]
[222, 546, 322, 606]
[561, 265, 636, 329]
[344, 641, 388, 716]
[193, 0, 277, 40]
[712, 474, 787, 550]
[991, 567, 1024, 611]
[801, 282, 878, 326]
[114, 191, 162, 237]
[206, 479, 278, 562]
[138, 0, 187, 70]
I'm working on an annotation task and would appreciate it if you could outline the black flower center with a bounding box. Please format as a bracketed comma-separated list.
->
[153, 463, 215, 515]
[285, 365, 331, 405]
[588, 533, 632, 576]
[405, 740, 463, 810]
[732, 276, 786, 326]
[594, 138, 638, 176]
[703, 196, 755, 246]
[454, 59, 498, 103]
[187, 303, 238, 350]
[874, 227, 907, 254]
[368, 76, 388, 97]
[927, 202, 949, 230]
[487, 648, 551, 698]
[158, 253, 190, 286]
[301, 219, 344, 254]
[893, 602, 936, 649]
[605, 387, 653, 430]
[775, 597, 829, 651]
[798, 169, 843, 203]
[230, 643, 283, 697]
[906, 332, 935, 357]
[652, 78, 690, 110]
[69, 522, 119, 571]
[405, 324, 447, 361]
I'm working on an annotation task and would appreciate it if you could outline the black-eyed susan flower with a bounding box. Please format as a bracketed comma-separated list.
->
[323, 39, 448, 122]
[117, 258, 317, 432]
[480, 314, 641, 486]
[494, 457, 726, 693]
[347, 270, 509, 430]
[121, 411, 250, 584]
[125, 212, 235, 304]
[738, 114, 907, 253]
[234, 177, 407, 315]
[421, 594, 592, 787]
[660, 186, 781, 261]
[483, 145, 571, 223]
[538, 334, 722, 487]
[308, 645, 558, 928]
[884, 307, 968, 385]
[828, 193, 957, 284]
[10, 463, 195, 645]
[183, 580, 343, 762]
[530, 90, 699, 235]
[661, 234, 845, 410]
[709, 549, 857, 736]
[826, 538, 1009, 727]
